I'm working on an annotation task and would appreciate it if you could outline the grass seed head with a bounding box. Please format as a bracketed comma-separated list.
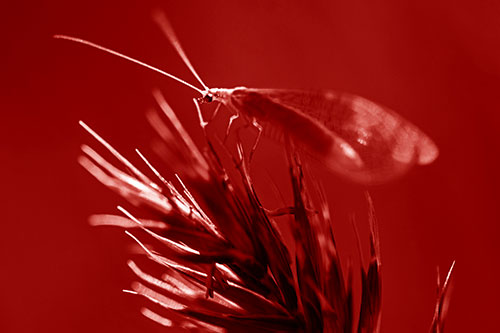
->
[81, 90, 453, 332]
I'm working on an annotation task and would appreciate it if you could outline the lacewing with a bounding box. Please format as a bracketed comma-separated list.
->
[54, 13, 438, 185]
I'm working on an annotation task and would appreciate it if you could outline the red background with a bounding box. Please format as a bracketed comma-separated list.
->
[3, 0, 499, 332]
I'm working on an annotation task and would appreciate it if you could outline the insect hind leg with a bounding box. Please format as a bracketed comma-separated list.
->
[234, 117, 263, 163]
[224, 115, 263, 164]
[264, 206, 319, 217]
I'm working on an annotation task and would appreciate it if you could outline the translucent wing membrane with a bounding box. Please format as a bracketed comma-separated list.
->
[230, 89, 439, 184]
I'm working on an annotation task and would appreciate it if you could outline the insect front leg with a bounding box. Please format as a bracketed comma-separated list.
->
[193, 99, 222, 131]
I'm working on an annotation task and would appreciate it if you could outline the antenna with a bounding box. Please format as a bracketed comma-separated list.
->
[53, 35, 204, 95]
[152, 11, 209, 91]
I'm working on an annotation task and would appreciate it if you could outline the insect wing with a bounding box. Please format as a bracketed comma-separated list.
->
[250, 89, 438, 184]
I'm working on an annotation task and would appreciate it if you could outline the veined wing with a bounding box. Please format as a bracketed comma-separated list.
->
[246, 89, 439, 184]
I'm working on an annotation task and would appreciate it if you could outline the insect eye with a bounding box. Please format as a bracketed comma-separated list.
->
[204, 94, 214, 103]
[196, 94, 213, 104]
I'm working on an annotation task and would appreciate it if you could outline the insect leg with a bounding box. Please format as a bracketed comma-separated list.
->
[193, 99, 222, 130]
[210, 102, 222, 123]
[224, 114, 240, 143]
[205, 262, 216, 298]
[249, 119, 263, 162]
[193, 99, 208, 129]
[264, 206, 319, 217]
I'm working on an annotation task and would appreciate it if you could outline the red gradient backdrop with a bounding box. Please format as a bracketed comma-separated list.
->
[3, 1, 499, 332]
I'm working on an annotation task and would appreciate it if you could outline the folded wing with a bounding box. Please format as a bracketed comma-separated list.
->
[251, 89, 438, 184]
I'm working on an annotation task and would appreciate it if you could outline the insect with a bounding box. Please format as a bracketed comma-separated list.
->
[55, 12, 438, 185]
